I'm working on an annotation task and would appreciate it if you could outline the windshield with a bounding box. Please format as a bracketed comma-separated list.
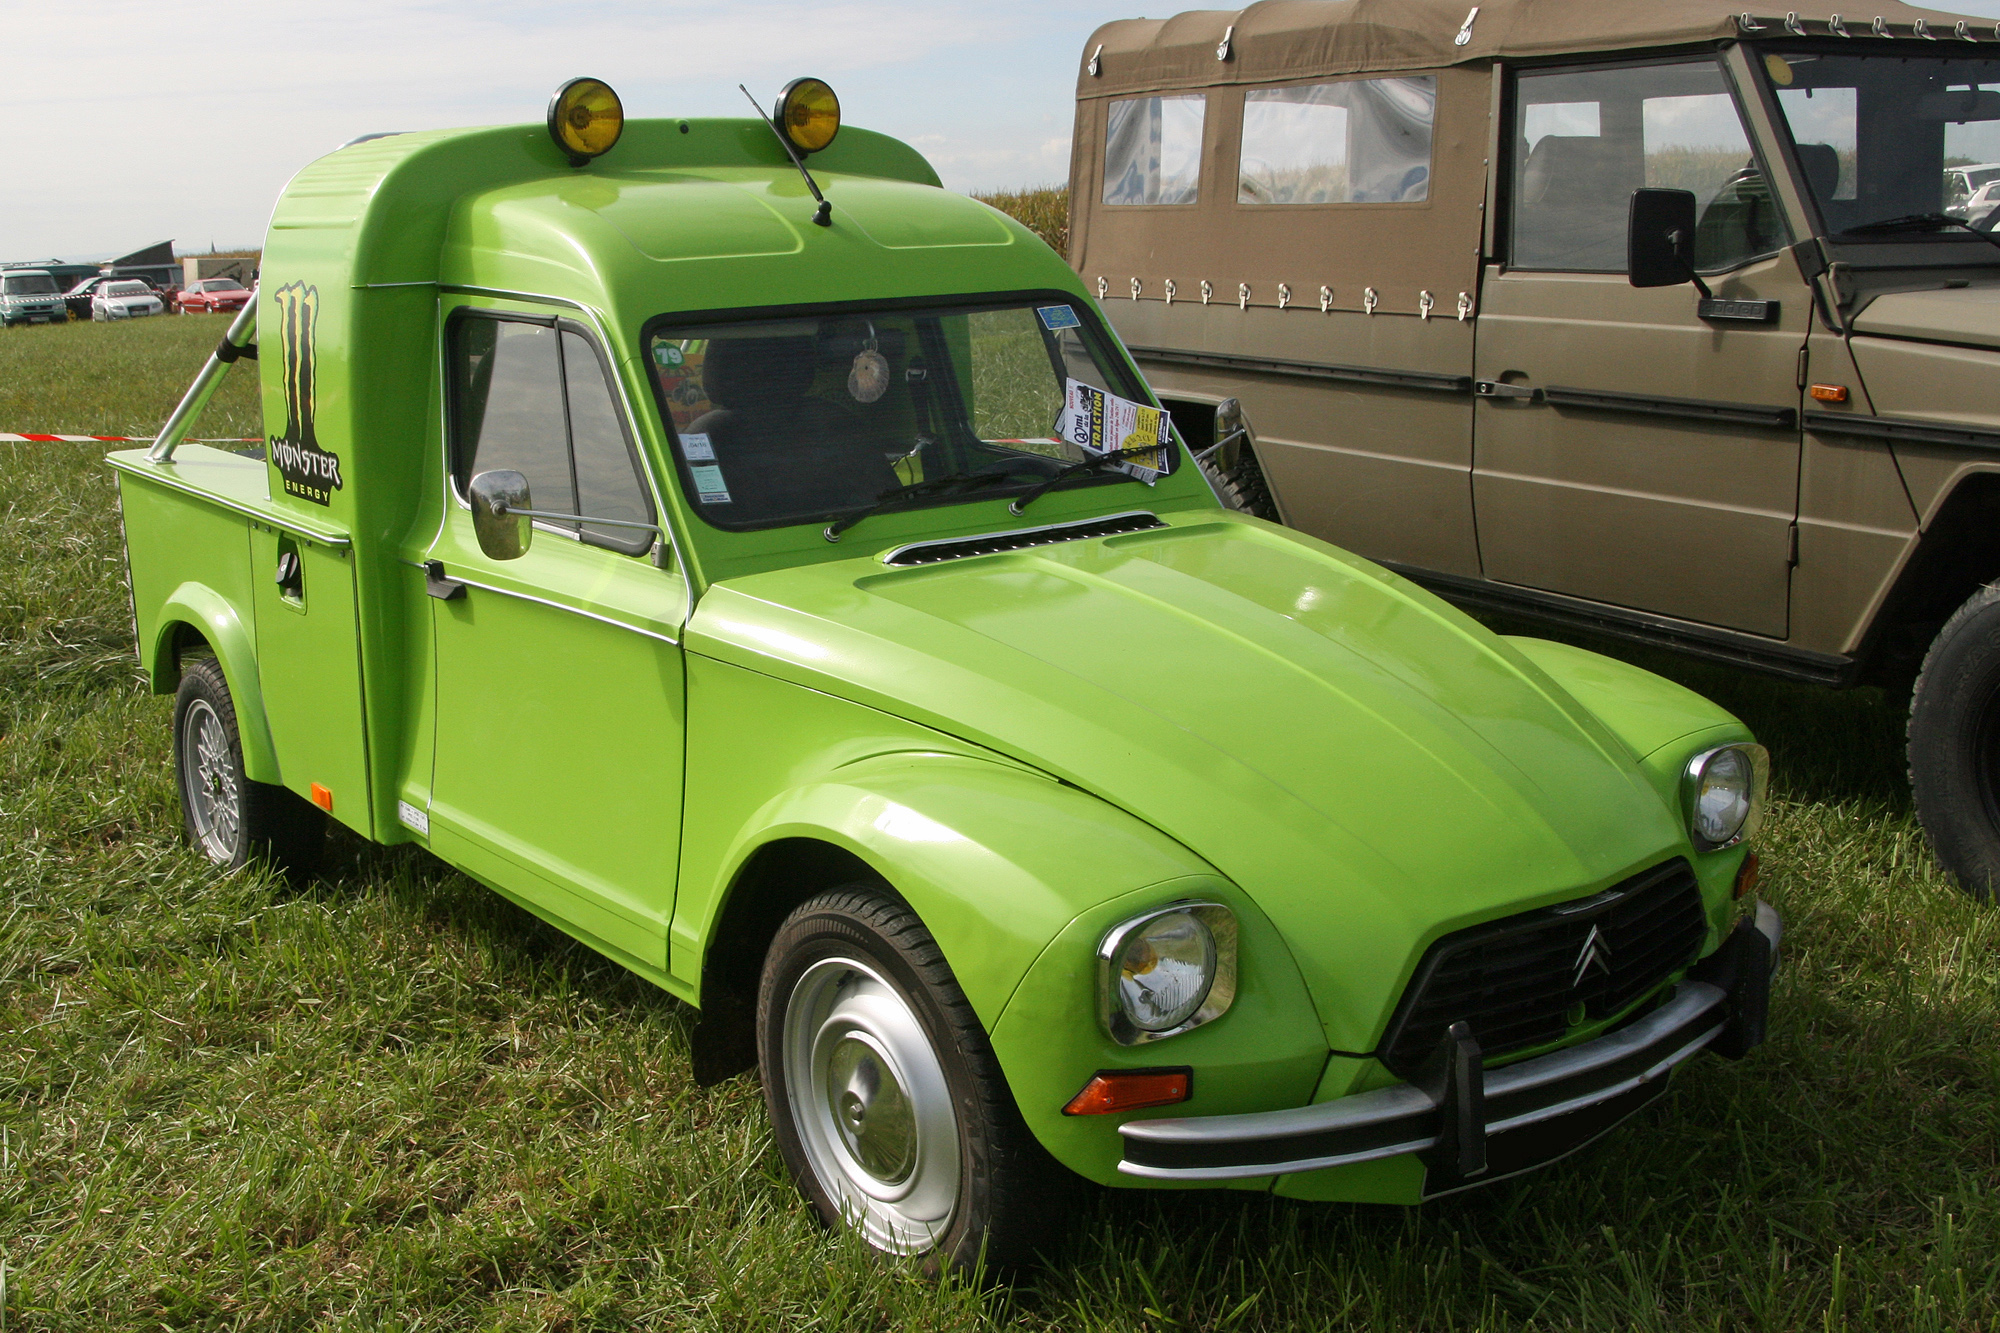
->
[106, 282, 149, 296]
[3, 274, 57, 295]
[644, 297, 1165, 531]
[205, 279, 245, 292]
[1764, 50, 2000, 234]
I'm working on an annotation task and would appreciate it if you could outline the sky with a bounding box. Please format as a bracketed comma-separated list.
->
[15, 0, 2000, 263]
[0, 0, 1103, 261]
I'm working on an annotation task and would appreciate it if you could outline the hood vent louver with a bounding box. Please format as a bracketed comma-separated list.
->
[881, 511, 1167, 566]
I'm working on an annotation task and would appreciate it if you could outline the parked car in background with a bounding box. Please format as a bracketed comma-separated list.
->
[176, 277, 252, 315]
[1945, 161, 2000, 217]
[1, 270, 68, 326]
[92, 280, 164, 321]
[1964, 180, 2000, 230]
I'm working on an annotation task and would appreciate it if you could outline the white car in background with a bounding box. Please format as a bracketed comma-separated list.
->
[1963, 180, 2000, 230]
[91, 280, 164, 321]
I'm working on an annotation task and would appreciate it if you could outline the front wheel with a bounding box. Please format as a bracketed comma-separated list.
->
[756, 886, 1058, 1270]
[1908, 582, 2000, 898]
[173, 656, 325, 879]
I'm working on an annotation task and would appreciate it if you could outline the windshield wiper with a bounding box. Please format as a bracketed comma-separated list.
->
[1005, 444, 1169, 516]
[822, 469, 1022, 542]
[1842, 212, 2000, 251]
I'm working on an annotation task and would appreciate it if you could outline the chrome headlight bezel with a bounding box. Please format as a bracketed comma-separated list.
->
[1096, 901, 1238, 1046]
[1682, 743, 1770, 851]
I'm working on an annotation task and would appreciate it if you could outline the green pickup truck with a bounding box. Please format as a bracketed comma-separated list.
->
[111, 77, 1780, 1268]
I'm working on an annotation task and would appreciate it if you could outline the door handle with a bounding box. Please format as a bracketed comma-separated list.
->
[424, 560, 466, 601]
[1474, 380, 1541, 402]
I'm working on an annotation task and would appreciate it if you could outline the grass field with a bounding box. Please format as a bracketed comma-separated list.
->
[3, 314, 1998, 1330]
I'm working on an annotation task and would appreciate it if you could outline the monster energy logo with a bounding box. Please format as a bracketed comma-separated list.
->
[268, 281, 343, 506]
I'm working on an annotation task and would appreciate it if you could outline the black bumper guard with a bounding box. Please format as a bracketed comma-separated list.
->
[1118, 901, 1779, 1194]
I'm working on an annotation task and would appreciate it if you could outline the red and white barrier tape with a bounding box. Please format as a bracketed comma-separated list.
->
[1, 433, 257, 443]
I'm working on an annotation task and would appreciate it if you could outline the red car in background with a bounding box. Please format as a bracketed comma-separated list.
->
[175, 278, 251, 314]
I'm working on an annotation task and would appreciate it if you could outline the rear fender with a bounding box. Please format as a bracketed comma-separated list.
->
[152, 582, 281, 784]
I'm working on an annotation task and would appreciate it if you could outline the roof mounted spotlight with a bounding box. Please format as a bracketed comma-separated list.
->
[741, 78, 840, 226]
[548, 77, 624, 167]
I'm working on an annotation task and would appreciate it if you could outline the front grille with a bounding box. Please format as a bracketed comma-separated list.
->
[1377, 859, 1707, 1078]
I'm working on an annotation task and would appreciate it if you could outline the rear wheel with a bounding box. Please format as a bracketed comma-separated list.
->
[756, 885, 1057, 1271]
[173, 656, 325, 879]
[1908, 582, 2000, 898]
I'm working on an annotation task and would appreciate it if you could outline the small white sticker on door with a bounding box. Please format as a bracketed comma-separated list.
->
[397, 800, 430, 837]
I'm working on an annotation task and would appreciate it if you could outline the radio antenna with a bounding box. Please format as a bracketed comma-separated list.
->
[740, 84, 833, 226]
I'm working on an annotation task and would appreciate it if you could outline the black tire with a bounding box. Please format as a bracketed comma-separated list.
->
[1202, 441, 1280, 522]
[1908, 581, 2000, 898]
[756, 885, 1061, 1272]
[172, 656, 325, 880]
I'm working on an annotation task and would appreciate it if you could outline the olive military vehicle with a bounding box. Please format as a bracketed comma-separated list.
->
[1072, 0, 2000, 896]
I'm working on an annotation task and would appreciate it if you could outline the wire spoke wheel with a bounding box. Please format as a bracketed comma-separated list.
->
[179, 696, 241, 862]
[781, 955, 961, 1254]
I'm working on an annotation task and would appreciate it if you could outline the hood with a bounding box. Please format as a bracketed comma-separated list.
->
[1851, 285, 2000, 351]
[688, 513, 1687, 1051]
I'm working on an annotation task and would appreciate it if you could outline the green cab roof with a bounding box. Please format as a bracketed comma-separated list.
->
[268, 116, 1075, 329]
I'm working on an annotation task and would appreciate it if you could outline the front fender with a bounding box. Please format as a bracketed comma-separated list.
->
[153, 582, 281, 784]
[1505, 637, 1754, 808]
[697, 750, 1210, 1028]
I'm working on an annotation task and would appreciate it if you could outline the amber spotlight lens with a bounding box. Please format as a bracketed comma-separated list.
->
[775, 77, 840, 154]
[548, 78, 624, 163]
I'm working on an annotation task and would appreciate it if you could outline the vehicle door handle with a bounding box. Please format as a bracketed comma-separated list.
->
[1474, 380, 1541, 402]
[424, 560, 466, 600]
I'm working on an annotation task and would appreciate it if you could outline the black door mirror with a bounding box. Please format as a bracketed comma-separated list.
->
[1627, 188, 1700, 289]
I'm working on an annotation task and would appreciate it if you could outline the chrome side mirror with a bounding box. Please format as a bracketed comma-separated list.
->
[468, 469, 532, 560]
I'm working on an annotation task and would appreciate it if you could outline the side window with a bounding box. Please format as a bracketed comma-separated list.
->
[1511, 60, 1782, 273]
[1238, 76, 1436, 204]
[1103, 95, 1206, 205]
[562, 330, 655, 551]
[450, 315, 655, 555]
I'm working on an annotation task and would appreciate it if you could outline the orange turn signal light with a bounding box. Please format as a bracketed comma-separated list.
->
[310, 782, 333, 812]
[1062, 1067, 1191, 1116]
[1810, 383, 1849, 403]
[1734, 849, 1760, 900]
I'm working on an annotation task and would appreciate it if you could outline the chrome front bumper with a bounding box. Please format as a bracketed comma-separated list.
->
[1120, 900, 1780, 1195]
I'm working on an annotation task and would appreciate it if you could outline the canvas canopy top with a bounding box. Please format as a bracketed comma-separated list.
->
[1077, 0, 1994, 96]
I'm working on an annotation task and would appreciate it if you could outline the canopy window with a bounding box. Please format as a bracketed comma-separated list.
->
[1103, 94, 1207, 204]
[1511, 59, 1783, 273]
[1238, 76, 1436, 205]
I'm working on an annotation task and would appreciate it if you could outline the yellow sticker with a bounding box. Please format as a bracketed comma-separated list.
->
[1765, 53, 1795, 86]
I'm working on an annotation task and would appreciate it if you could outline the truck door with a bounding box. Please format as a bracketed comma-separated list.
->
[1473, 55, 1806, 639]
[425, 310, 687, 978]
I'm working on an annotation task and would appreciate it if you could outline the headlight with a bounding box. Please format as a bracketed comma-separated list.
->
[1097, 902, 1237, 1045]
[1683, 743, 1769, 851]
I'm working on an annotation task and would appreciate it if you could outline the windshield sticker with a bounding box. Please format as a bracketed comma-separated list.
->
[689, 463, 732, 504]
[268, 282, 343, 506]
[1036, 304, 1081, 331]
[1057, 379, 1170, 484]
[679, 431, 716, 461]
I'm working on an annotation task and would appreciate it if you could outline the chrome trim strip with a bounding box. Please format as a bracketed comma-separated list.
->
[425, 567, 681, 646]
[1116, 981, 1728, 1182]
[439, 284, 592, 313]
[879, 510, 1166, 566]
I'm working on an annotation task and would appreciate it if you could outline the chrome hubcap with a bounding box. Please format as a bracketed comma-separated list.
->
[180, 699, 239, 862]
[783, 956, 959, 1254]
